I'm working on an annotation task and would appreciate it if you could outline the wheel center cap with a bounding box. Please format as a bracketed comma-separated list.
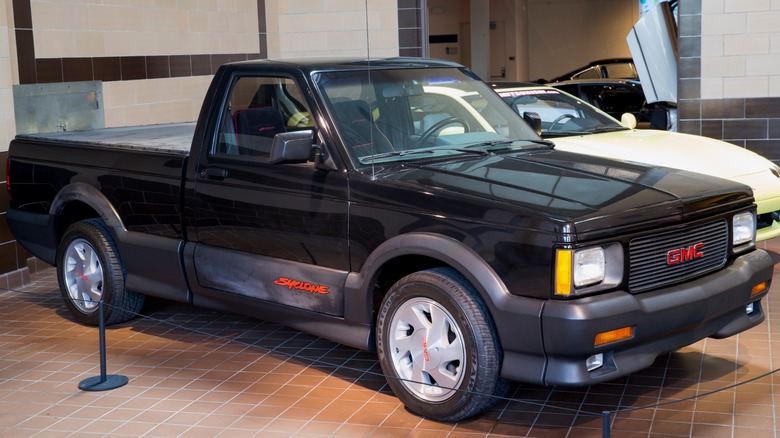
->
[412, 330, 441, 370]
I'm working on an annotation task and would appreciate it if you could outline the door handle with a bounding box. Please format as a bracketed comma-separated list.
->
[199, 167, 228, 179]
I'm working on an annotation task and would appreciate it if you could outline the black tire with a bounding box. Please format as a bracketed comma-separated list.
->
[376, 267, 507, 421]
[56, 219, 143, 325]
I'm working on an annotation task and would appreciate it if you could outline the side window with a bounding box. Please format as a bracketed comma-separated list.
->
[215, 76, 311, 159]
[604, 63, 637, 79]
[572, 67, 600, 80]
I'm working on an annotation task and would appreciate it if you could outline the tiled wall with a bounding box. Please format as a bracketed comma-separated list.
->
[1, 2, 17, 281]
[0, 0, 414, 282]
[266, 0, 400, 58]
[678, 0, 780, 160]
[398, 0, 423, 57]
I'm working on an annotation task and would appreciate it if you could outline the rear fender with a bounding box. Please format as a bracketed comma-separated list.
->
[51, 182, 125, 232]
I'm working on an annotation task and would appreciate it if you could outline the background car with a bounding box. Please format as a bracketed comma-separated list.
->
[489, 82, 780, 241]
[550, 78, 675, 130]
[548, 58, 638, 82]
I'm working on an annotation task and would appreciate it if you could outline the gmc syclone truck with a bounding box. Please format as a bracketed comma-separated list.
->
[7, 58, 774, 421]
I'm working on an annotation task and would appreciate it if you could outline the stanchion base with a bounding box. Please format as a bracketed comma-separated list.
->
[78, 374, 129, 391]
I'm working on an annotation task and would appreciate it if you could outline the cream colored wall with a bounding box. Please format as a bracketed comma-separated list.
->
[26, 0, 261, 128]
[102, 76, 213, 127]
[5, 1, 399, 128]
[0, 1, 14, 153]
[700, 1, 780, 99]
[265, 0, 399, 58]
[30, 0, 260, 57]
[526, 0, 638, 81]
[426, 0, 467, 63]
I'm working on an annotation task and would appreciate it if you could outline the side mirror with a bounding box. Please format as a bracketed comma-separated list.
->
[268, 130, 314, 164]
[522, 111, 542, 136]
[620, 113, 637, 129]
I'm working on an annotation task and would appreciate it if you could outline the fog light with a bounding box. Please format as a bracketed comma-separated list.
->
[586, 353, 604, 372]
[746, 302, 755, 315]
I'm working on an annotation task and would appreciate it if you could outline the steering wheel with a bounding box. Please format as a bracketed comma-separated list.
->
[417, 117, 469, 146]
[548, 114, 577, 131]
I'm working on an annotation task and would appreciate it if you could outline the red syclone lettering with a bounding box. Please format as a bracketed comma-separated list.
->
[273, 277, 330, 294]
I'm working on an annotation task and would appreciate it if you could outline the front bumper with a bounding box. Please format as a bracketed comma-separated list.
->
[503, 248, 774, 386]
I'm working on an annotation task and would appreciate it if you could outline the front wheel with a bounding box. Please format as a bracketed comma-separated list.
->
[376, 267, 506, 421]
[56, 219, 143, 325]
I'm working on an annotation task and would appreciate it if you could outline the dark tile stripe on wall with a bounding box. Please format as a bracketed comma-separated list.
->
[17, 1, 417, 83]
[3, 1, 274, 276]
[398, 0, 423, 57]
[5, 0, 415, 277]
[13, 0, 268, 85]
[677, 0, 780, 161]
[27, 53, 265, 85]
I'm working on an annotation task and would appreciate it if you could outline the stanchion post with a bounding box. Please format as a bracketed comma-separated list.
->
[78, 300, 129, 391]
[602, 410, 611, 438]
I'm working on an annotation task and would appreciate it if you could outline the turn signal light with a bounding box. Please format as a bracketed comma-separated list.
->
[555, 250, 572, 296]
[751, 281, 769, 297]
[594, 326, 634, 347]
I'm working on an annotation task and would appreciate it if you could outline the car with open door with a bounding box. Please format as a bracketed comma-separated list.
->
[490, 81, 780, 241]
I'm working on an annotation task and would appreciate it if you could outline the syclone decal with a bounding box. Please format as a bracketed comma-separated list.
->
[273, 277, 330, 295]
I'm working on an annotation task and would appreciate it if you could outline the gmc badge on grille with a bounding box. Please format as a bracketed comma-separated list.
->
[667, 243, 705, 265]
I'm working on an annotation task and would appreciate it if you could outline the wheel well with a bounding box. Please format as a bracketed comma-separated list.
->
[55, 201, 101, 245]
[371, 255, 446, 314]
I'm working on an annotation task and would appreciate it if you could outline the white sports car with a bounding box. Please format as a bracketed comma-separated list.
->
[491, 82, 780, 241]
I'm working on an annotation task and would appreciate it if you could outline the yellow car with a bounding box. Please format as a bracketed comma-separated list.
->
[492, 83, 780, 241]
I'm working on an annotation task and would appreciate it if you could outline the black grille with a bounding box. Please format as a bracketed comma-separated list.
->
[628, 220, 729, 292]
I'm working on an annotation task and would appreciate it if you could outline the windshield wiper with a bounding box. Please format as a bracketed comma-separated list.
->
[360, 147, 490, 163]
[587, 126, 631, 134]
[524, 138, 556, 148]
[465, 139, 555, 150]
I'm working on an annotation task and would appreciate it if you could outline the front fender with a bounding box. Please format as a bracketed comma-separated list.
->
[344, 233, 509, 323]
[344, 232, 546, 380]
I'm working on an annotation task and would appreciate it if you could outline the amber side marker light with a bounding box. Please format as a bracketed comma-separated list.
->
[594, 326, 635, 347]
[751, 281, 769, 297]
[555, 250, 572, 296]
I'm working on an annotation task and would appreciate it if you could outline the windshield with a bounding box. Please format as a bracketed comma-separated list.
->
[314, 67, 543, 165]
[495, 87, 628, 138]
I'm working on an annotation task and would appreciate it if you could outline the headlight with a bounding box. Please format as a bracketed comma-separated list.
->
[573, 247, 606, 287]
[733, 211, 755, 247]
[555, 244, 623, 296]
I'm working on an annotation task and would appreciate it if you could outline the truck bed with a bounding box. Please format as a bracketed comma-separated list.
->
[17, 122, 196, 155]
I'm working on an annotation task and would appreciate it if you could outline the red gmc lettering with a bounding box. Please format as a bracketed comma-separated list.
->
[667, 243, 705, 265]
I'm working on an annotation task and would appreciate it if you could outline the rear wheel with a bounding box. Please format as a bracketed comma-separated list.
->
[376, 267, 506, 421]
[56, 219, 143, 325]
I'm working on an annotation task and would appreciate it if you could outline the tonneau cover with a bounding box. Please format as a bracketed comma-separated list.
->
[17, 122, 196, 155]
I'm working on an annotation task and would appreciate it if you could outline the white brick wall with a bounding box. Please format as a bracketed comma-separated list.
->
[701, 2, 780, 99]
[30, 0, 261, 58]
[267, 0, 398, 58]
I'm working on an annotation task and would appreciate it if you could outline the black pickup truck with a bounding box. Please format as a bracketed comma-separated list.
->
[7, 58, 774, 421]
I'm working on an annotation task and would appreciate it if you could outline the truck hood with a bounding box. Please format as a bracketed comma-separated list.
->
[381, 149, 752, 240]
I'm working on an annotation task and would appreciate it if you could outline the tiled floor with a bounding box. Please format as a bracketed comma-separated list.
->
[2, 241, 780, 438]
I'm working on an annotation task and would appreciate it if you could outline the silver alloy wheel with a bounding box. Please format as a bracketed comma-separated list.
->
[62, 237, 104, 313]
[388, 297, 466, 402]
